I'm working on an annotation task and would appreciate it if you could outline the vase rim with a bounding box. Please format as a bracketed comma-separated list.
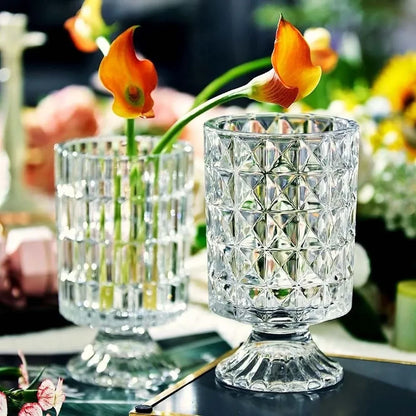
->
[54, 135, 193, 160]
[204, 112, 359, 139]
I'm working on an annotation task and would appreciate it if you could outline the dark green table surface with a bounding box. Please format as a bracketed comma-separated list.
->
[149, 355, 416, 416]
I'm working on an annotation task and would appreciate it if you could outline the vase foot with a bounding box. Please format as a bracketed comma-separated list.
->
[67, 330, 180, 396]
[216, 326, 342, 393]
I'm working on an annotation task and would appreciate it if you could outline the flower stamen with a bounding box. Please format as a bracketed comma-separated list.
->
[126, 85, 144, 107]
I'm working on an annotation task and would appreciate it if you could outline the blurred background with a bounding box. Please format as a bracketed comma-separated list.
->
[0, 0, 416, 342]
[0, 0, 414, 106]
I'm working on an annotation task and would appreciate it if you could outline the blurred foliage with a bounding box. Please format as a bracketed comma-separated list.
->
[303, 58, 370, 109]
[253, 0, 398, 31]
[339, 289, 388, 343]
[191, 223, 207, 254]
[253, 0, 404, 83]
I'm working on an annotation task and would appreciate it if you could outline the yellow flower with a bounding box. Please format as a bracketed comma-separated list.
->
[404, 101, 416, 124]
[332, 89, 362, 111]
[372, 52, 416, 113]
[370, 119, 416, 161]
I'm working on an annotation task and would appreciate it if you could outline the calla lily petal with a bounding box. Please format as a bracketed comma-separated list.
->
[64, 16, 98, 52]
[249, 69, 298, 108]
[64, 0, 110, 53]
[304, 27, 338, 73]
[272, 17, 322, 101]
[98, 26, 158, 119]
[248, 16, 321, 108]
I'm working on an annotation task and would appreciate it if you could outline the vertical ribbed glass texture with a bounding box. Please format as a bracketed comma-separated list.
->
[55, 136, 194, 332]
[204, 114, 360, 329]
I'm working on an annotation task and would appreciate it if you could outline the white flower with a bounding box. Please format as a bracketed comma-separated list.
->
[365, 96, 391, 120]
[353, 243, 371, 288]
[0, 392, 7, 416]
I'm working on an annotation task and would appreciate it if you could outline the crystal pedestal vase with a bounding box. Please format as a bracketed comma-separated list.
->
[55, 136, 194, 393]
[204, 114, 359, 392]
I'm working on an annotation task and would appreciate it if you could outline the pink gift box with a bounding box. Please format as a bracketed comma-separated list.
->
[6, 226, 57, 297]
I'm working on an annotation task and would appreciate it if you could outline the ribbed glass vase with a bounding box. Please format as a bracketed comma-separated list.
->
[55, 136, 194, 395]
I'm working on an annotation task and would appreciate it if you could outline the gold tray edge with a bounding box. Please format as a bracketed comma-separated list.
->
[145, 348, 237, 407]
[329, 352, 416, 366]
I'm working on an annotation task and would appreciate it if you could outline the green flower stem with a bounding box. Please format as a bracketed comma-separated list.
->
[96, 35, 111, 56]
[192, 56, 270, 108]
[152, 85, 250, 155]
[99, 203, 112, 309]
[125, 118, 141, 289]
[144, 157, 159, 310]
[113, 177, 121, 242]
[126, 119, 142, 287]
[145, 84, 253, 307]
[126, 118, 137, 156]
[113, 166, 122, 285]
[145, 85, 253, 305]
[151, 57, 270, 150]
[128, 165, 139, 285]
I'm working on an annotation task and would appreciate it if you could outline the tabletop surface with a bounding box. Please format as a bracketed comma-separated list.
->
[149, 357, 416, 416]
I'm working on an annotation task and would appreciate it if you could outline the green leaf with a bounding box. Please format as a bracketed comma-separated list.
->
[191, 223, 207, 254]
[27, 367, 45, 390]
[0, 367, 21, 377]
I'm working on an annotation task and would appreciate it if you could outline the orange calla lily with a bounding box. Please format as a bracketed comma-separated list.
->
[64, 0, 110, 52]
[98, 26, 158, 119]
[304, 27, 338, 73]
[248, 16, 321, 108]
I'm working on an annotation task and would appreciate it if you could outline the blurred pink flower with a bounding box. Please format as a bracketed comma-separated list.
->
[32, 85, 100, 141]
[37, 378, 65, 415]
[180, 103, 245, 159]
[0, 392, 7, 416]
[149, 87, 195, 131]
[24, 85, 101, 194]
[18, 403, 42, 416]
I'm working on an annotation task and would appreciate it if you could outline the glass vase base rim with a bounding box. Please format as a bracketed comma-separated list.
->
[215, 372, 343, 394]
[215, 330, 343, 393]
[67, 357, 180, 393]
[66, 330, 180, 392]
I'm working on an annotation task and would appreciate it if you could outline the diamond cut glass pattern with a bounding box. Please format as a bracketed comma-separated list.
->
[204, 114, 360, 393]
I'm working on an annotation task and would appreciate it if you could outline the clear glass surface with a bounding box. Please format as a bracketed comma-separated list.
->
[55, 136, 194, 392]
[204, 113, 359, 392]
